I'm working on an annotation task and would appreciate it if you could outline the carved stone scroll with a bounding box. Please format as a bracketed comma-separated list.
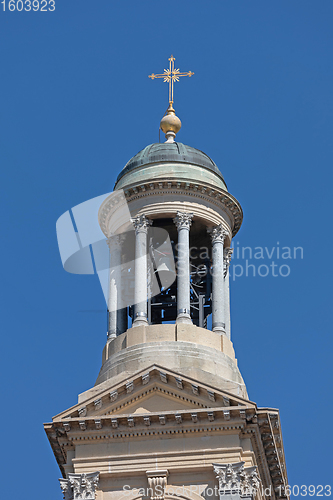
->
[146, 470, 169, 500]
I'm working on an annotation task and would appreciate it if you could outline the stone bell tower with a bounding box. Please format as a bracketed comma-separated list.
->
[45, 57, 288, 500]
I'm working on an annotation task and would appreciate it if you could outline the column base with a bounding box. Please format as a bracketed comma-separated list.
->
[133, 313, 149, 327]
[176, 313, 192, 325]
[213, 326, 226, 335]
[107, 332, 117, 342]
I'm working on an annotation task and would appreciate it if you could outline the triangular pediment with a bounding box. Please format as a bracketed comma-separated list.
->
[52, 365, 256, 423]
[108, 389, 204, 415]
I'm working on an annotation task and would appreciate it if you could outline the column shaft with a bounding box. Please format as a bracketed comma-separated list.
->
[107, 236, 122, 340]
[131, 215, 152, 327]
[224, 247, 233, 340]
[174, 212, 193, 324]
[209, 225, 228, 335]
[224, 270, 231, 339]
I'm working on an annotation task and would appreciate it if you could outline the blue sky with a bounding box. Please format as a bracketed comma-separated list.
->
[1, 1, 332, 498]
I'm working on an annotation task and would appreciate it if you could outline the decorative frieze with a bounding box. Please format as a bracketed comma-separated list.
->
[213, 462, 260, 498]
[57, 406, 259, 434]
[99, 182, 243, 238]
[59, 472, 100, 500]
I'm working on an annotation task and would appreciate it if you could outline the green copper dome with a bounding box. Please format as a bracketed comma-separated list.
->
[114, 142, 227, 191]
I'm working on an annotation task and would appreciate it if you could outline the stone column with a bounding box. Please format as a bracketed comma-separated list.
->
[131, 215, 152, 327]
[107, 235, 122, 340]
[209, 224, 228, 334]
[224, 247, 233, 340]
[173, 212, 193, 324]
[59, 472, 100, 500]
[213, 462, 260, 500]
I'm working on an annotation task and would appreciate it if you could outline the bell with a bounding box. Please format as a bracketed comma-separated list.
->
[154, 256, 176, 289]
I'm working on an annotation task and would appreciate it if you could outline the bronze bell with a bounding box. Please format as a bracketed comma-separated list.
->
[154, 254, 176, 289]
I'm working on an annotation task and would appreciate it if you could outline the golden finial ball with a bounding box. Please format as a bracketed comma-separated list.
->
[160, 104, 182, 135]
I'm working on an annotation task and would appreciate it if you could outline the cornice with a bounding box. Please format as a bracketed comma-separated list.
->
[53, 405, 254, 439]
[52, 366, 253, 422]
[98, 181, 243, 237]
[257, 410, 289, 500]
[45, 368, 289, 491]
[45, 405, 288, 495]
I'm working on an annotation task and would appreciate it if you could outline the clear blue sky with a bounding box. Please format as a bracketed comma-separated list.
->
[1, 1, 332, 498]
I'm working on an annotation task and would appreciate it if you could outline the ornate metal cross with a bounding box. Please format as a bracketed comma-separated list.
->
[149, 55, 194, 105]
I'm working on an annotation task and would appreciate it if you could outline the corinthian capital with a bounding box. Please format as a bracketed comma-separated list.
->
[173, 212, 193, 230]
[213, 462, 260, 496]
[106, 234, 125, 250]
[208, 224, 228, 244]
[224, 247, 234, 277]
[131, 214, 152, 234]
[59, 472, 100, 500]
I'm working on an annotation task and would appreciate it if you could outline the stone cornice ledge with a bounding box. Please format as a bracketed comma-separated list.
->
[98, 181, 243, 237]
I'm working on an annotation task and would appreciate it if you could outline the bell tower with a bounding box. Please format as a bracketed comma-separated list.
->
[45, 57, 288, 500]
